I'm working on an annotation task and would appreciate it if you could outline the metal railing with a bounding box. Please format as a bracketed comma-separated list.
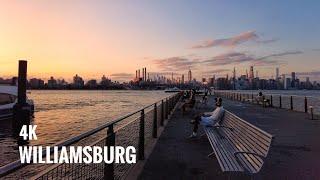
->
[0, 92, 181, 180]
[214, 90, 320, 116]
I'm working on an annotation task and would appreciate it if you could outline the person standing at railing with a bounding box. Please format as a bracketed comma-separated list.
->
[189, 97, 225, 138]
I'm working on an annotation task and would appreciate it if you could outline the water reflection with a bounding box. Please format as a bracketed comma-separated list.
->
[0, 90, 169, 166]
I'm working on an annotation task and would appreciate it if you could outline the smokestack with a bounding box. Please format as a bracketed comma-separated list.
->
[142, 68, 144, 81]
[144, 67, 147, 81]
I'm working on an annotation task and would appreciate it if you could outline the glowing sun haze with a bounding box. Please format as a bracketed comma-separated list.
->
[0, 0, 319, 81]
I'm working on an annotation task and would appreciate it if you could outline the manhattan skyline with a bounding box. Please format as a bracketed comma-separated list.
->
[0, 0, 320, 81]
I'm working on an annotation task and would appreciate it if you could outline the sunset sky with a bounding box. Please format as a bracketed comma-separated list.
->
[0, 0, 319, 82]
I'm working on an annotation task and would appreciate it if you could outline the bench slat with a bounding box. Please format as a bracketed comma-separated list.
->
[219, 129, 265, 173]
[223, 115, 272, 146]
[223, 113, 272, 144]
[205, 128, 244, 172]
[203, 110, 273, 174]
[225, 110, 273, 138]
[207, 127, 260, 173]
[222, 119, 271, 156]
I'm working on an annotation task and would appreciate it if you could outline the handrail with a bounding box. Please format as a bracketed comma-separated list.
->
[0, 92, 179, 177]
[214, 90, 320, 99]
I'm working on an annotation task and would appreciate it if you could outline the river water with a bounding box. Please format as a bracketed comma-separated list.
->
[0, 90, 170, 167]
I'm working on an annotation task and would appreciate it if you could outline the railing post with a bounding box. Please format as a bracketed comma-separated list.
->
[270, 95, 273, 107]
[305, 97, 308, 113]
[290, 96, 293, 110]
[152, 103, 157, 138]
[138, 109, 145, 160]
[165, 98, 169, 119]
[160, 100, 164, 126]
[310, 106, 314, 120]
[279, 96, 282, 108]
[104, 125, 115, 180]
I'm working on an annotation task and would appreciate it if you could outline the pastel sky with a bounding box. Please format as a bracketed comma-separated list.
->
[0, 0, 319, 82]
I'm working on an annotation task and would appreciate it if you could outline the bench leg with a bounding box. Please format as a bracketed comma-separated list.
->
[207, 152, 215, 157]
[200, 133, 206, 137]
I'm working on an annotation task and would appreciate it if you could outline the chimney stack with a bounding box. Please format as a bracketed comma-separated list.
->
[144, 68, 147, 81]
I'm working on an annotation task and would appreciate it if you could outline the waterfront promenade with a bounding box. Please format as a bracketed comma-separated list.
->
[137, 96, 320, 179]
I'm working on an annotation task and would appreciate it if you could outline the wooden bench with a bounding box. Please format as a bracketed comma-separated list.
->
[203, 110, 273, 175]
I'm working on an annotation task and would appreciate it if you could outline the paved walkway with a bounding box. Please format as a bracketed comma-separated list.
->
[138, 96, 320, 180]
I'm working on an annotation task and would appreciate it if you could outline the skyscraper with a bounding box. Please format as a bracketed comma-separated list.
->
[249, 66, 254, 80]
[181, 74, 184, 84]
[291, 72, 296, 80]
[171, 72, 174, 82]
[291, 72, 296, 88]
[276, 68, 279, 80]
[188, 69, 192, 82]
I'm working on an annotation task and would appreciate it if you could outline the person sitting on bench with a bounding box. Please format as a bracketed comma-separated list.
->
[182, 90, 196, 113]
[182, 90, 190, 101]
[189, 97, 225, 138]
[256, 91, 263, 104]
[202, 89, 208, 104]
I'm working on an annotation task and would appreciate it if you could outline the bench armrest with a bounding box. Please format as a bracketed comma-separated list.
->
[213, 125, 234, 131]
[234, 151, 265, 160]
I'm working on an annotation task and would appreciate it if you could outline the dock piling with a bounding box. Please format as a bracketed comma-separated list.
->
[13, 60, 31, 136]
[310, 106, 314, 120]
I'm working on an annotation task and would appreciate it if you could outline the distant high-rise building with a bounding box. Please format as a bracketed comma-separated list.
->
[291, 72, 296, 88]
[73, 74, 84, 88]
[276, 68, 279, 80]
[249, 66, 254, 79]
[291, 72, 296, 81]
[306, 77, 310, 83]
[285, 78, 291, 90]
[181, 74, 184, 84]
[188, 69, 192, 82]
[48, 76, 57, 88]
[29, 78, 44, 89]
[233, 67, 236, 80]
[86, 79, 97, 88]
[171, 72, 174, 82]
